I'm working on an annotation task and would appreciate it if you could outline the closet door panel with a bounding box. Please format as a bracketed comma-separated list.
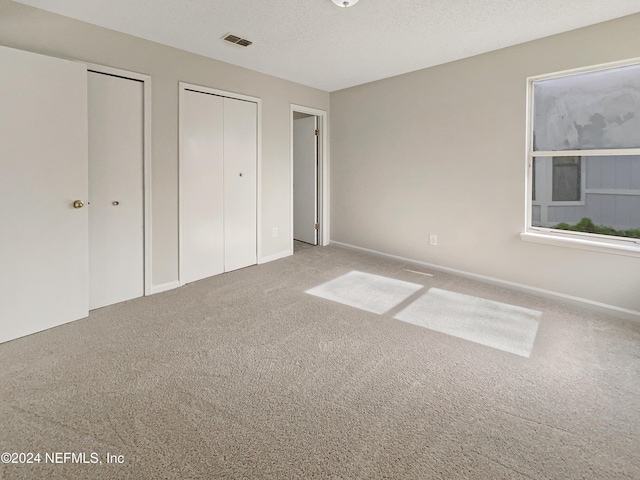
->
[223, 98, 257, 272]
[88, 71, 144, 309]
[181, 91, 225, 284]
[0, 46, 88, 343]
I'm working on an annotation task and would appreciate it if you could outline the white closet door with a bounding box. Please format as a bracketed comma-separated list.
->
[88, 72, 144, 310]
[223, 98, 257, 272]
[181, 90, 225, 283]
[293, 116, 318, 245]
[0, 46, 88, 343]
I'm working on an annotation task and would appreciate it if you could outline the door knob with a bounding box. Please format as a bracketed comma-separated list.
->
[73, 200, 84, 209]
[112, 201, 120, 206]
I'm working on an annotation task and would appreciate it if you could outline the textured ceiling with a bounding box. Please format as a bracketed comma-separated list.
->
[14, 0, 640, 91]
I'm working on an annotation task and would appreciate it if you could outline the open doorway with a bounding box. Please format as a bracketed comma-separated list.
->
[291, 105, 328, 253]
[293, 112, 318, 246]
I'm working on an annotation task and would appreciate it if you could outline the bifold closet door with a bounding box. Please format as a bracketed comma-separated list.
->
[181, 91, 225, 284]
[0, 46, 89, 343]
[181, 91, 257, 284]
[88, 71, 144, 310]
[223, 98, 257, 272]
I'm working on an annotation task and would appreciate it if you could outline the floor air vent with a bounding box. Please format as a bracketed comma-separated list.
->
[222, 33, 253, 47]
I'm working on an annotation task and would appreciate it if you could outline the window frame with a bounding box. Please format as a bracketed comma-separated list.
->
[523, 58, 640, 257]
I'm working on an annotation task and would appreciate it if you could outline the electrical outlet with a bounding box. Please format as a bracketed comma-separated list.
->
[429, 234, 437, 246]
[272, 227, 278, 237]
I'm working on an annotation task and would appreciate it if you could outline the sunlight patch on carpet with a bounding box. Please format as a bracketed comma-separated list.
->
[305, 271, 423, 314]
[394, 288, 541, 357]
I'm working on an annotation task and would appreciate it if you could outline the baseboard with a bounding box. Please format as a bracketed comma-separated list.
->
[259, 249, 292, 264]
[149, 281, 180, 295]
[330, 240, 640, 323]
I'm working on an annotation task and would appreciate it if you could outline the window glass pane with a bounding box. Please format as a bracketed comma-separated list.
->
[533, 63, 640, 151]
[552, 157, 581, 201]
[531, 155, 640, 239]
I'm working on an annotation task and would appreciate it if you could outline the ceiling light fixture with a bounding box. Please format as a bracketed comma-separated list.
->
[331, 0, 360, 7]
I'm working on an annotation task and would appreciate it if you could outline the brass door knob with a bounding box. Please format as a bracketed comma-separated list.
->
[73, 200, 84, 209]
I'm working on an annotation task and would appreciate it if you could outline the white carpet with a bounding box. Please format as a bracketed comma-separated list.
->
[394, 288, 541, 357]
[305, 270, 423, 314]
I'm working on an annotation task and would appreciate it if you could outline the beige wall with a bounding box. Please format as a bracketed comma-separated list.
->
[0, 0, 329, 289]
[330, 13, 640, 313]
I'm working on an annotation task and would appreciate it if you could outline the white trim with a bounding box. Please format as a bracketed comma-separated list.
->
[149, 281, 180, 295]
[290, 104, 330, 250]
[585, 188, 640, 196]
[527, 56, 640, 82]
[180, 82, 263, 105]
[178, 85, 185, 286]
[259, 249, 292, 264]
[86, 63, 154, 296]
[257, 100, 263, 263]
[521, 231, 640, 257]
[533, 148, 640, 157]
[178, 82, 263, 285]
[330, 240, 640, 322]
[524, 73, 534, 235]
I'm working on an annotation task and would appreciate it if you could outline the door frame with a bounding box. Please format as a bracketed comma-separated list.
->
[178, 82, 262, 286]
[290, 105, 329, 251]
[86, 63, 153, 296]
[292, 114, 318, 245]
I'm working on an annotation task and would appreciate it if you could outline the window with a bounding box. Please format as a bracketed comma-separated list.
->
[552, 157, 581, 202]
[525, 61, 640, 255]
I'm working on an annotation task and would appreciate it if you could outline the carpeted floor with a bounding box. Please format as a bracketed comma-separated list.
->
[1, 243, 639, 479]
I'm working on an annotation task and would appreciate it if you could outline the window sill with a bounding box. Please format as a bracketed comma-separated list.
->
[520, 231, 640, 257]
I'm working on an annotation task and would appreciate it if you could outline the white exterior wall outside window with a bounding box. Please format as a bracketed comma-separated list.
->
[524, 60, 640, 257]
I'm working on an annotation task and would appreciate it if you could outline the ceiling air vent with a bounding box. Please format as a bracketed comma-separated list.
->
[222, 33, 253, 47]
